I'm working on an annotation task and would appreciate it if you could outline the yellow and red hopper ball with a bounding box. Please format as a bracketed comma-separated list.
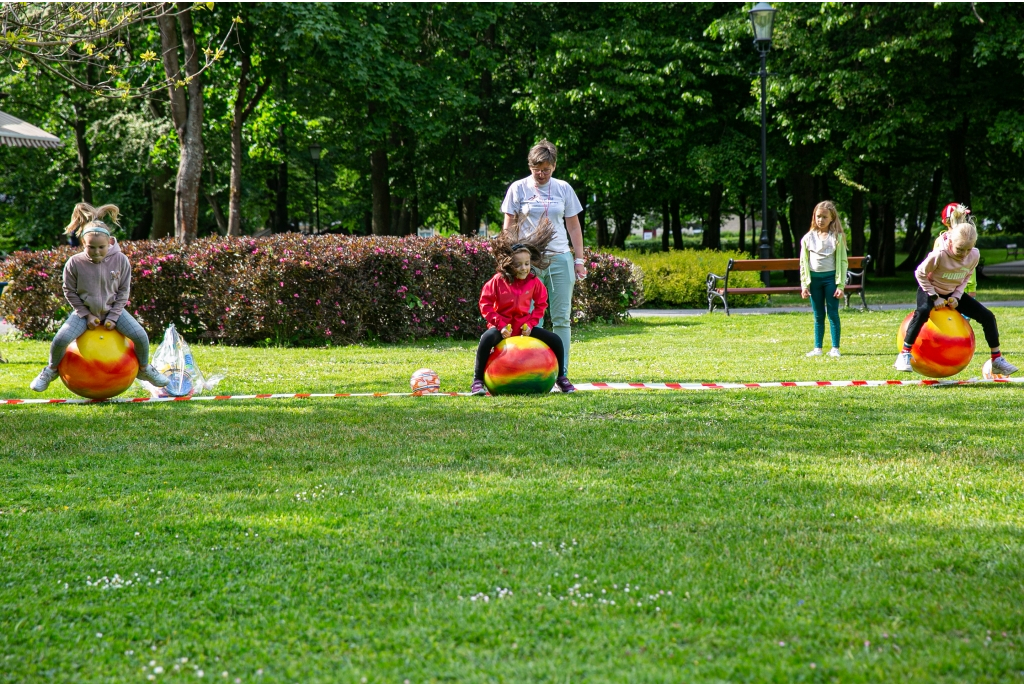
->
[896, 307, 976, 378]
[58, 328, 140, 399]
[483, 335, 558, 395]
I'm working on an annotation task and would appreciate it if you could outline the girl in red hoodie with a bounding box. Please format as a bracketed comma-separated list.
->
[471, 217, 575, 394]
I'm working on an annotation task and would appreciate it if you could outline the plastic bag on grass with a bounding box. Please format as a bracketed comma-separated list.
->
[136, 324, 224, 398]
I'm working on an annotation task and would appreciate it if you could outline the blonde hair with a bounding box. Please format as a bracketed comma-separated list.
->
[491, 214, 555, 282]
[528, 139, 557, 167]
[63, 202, 120, 238]
[948, 221, 978, 252]
[810, 200, 845, 241]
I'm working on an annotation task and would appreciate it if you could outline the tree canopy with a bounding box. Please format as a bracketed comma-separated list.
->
[1, 2, 1022, 273]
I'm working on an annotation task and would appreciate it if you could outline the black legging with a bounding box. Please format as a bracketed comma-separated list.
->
[904, 286, 999, 349]
[474, 326, 566, 380]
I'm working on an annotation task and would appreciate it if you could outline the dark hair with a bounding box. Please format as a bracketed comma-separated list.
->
[490, 214, 555, 282]
[528, 139, 557, 167]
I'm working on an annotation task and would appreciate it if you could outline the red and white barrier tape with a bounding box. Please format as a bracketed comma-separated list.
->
[1, 376, 1020, 405]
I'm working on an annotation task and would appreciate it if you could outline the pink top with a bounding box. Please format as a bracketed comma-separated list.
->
[914, 233, 980, 300]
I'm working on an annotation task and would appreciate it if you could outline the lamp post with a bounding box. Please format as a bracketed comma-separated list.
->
[309, 143, 322, 233]
[749, 1, 776, 287]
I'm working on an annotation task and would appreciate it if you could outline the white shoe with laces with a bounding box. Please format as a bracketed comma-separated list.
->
[894, 351, 914, 372]
[30, 365, 60, 392]
[136, 364, 170, 387]
[806, 348, 823, 357]
[828, 347, 841, 358]
[991, 356, 1019, 376]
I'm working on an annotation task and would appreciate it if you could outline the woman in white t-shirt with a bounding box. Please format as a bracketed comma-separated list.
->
[500, 139, 587, 372]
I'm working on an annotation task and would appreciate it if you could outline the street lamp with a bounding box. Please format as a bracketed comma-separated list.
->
[309, 143, 322, 234]
[749, 1, 776, 286]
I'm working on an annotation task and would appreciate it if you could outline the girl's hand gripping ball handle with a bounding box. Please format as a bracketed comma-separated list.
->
[501, 324, 512, 339]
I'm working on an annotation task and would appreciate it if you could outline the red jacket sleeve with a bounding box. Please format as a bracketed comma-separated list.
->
[526, 277, 548, 328]
[479, 277, 511, 329]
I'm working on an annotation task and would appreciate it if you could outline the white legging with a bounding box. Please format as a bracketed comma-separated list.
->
[49, 311, 150, 369]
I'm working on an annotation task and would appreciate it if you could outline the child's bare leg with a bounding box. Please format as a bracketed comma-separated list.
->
[48, 314, 88, 369]
[113, 312, 150, 366]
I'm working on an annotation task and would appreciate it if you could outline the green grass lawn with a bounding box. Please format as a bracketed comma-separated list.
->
[2, 311, 1024, 682]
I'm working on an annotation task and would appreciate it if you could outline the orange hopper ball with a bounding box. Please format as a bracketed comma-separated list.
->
[58, 328, 140, 399]
[896, 307, 976, 378]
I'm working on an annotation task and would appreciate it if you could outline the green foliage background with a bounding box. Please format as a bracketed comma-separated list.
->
[1, 2, 1022, 265]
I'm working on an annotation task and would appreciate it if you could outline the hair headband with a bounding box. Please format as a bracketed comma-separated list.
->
[511, 243, 528, 252]
[82, 224, 111, 237]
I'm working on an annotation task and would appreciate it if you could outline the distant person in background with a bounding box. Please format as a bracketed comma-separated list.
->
[500, 139, 586, 373]
[800, 201, 849, 358]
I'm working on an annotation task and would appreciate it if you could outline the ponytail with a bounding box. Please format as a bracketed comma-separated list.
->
[63, 202, 120, 238]
[946, 203, 975, 230]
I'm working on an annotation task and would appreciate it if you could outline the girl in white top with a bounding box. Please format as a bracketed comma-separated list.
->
[500, 139, 586, 372]
[799, 201, 849, 358]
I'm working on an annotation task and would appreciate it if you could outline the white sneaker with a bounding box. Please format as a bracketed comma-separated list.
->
[30, 365, 60, 392]
[828, 348, 841, 358]
[991, 356, 1019, 376]
[894, 351, 914, 372]
[136, 364, 170, 387]
[806, 348, 823, 357]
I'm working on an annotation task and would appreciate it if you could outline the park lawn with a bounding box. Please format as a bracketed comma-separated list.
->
[1, 310, 1024, 682]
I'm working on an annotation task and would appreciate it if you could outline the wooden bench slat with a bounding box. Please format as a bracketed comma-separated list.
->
[717, 285, 863, 295]
[727, 257, 869, 271]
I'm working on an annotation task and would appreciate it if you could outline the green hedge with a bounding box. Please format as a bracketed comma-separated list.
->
[610, 249, 765, 308]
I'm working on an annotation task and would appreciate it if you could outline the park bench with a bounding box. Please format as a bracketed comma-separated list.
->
[1007, 243, 1019, 259]
[706, 256, 871, 315]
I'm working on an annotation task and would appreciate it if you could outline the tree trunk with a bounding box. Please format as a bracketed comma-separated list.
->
[879, 200, 897, 277]
[701, 182, 723, 250]
[150, 169, 176, 240]
[671, 200, 682, 250]
[274, 124, 289, 233]
[899, 168, 943, 269]
[611, 210, 632, 249]
[410, 196, 419, 235]
[131, 183, 153, 240]
[850, 174, 865, 257]
[948, 115, 971, 207]
[458, 195, 478, 236]
[70, 106, 92, 204]
[867, 199, 881, 271]
[661, 200, 671, 252]
[370, 137, 390, 236]
[228, 29, 271, 237]
[204, 180, 228, 236]
[158, 3, 205, 244]
[594, 199, 609, 248]
[775, 178, 794, 258]
[787, 171, 815, 246]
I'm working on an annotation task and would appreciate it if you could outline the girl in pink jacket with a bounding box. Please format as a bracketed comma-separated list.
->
[895, 205, 1016, 375]
[30, 203, 169, 392]
[472, 217, 575, 395]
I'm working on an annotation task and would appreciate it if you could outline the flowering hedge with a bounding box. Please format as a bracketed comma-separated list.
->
[0, 235, 643, 344]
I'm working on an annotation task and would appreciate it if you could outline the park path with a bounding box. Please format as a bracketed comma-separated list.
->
[630, 300, 1024, 317]
[981, 260, 1024, 275]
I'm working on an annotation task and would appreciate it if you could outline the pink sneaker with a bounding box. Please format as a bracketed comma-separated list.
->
[555, 376, 576, 393]
[469, 379, 487, 396]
